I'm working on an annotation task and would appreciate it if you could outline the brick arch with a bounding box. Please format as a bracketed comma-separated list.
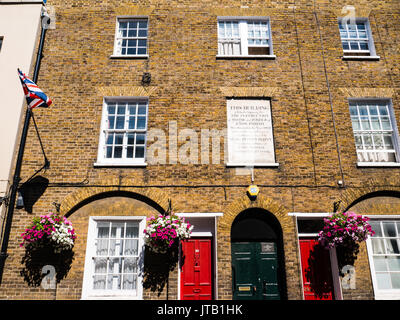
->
[59, 186, 170, 217]
[218, 194, 289, 233]
[336, 179, 400, 213]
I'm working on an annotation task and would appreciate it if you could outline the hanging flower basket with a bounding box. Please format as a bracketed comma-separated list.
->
[318, 211, 375, 250]
[20, 213, 77, 253]
[144, 214, 193, 253]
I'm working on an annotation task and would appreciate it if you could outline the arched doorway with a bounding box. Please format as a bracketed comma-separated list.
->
[230, 208, 286, 300]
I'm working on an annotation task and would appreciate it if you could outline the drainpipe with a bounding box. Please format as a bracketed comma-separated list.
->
[0, 4, 50, 285]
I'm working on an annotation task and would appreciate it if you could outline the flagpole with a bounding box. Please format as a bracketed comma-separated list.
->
[0, 8, 48, 284]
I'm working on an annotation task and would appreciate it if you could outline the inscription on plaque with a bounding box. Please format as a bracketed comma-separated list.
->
[227, 99, 275, 165]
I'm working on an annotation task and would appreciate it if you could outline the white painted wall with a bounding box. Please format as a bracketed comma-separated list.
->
[0, 1, 42, 214]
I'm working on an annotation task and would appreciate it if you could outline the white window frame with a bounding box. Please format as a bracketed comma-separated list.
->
[81, 216, 146, 300]
[95, 97, 148, 167]
[111, 16, 149, 58]
[348, 98, 400, 167]
[338, 18, 379, 60]
[217, 17, 275, 58]
[365, 215, 400, 300]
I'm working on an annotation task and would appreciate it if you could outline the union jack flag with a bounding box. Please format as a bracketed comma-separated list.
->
[17, 68, 52, 109]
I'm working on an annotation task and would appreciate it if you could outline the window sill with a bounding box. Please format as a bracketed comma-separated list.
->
[109, 55, 149, 59]
[357, 162, 400, 167]
[94, 162, 148, 167]
[216, 54, 276, 60]
[226, 162, 279, 167]
[342, 55, 380, 61]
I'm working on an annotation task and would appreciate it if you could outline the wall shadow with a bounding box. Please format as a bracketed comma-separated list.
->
[20, 240, 74, 287]
[140, 244, 179, 298]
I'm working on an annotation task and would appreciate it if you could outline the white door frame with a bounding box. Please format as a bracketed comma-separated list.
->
[176, 212, 223, 300]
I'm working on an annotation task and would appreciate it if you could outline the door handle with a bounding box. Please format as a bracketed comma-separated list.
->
[193, 289, 200, 293]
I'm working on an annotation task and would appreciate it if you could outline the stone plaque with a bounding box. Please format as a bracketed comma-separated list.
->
[227, 99, 275, 165]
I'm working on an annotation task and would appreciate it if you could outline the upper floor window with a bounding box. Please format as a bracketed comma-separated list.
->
[217, 19, 274, 57]
[113, 18, 148, 57]
[95, 98, 148, 166]
[338, 18, 377, 58]
[349, 99, 400, 165]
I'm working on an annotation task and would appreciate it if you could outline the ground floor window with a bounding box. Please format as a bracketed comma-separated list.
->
[81, 216, 146, 299]
[367, 218, 400, 299]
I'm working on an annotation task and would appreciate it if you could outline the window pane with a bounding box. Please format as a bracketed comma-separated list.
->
[391, 273, 400, 289]
[129, 104, 137, 115]
[386, 239, 400, 254]
[379, 105, 388, 115]
[138, 29, 147, 37]
[137, 117, 146, 129]
[388, 257, 400, 271]
[355, 135, 363, 149]
[122, 274, 137, 290]
[93, 275, 106, 290]
[128, 117, 136, 129]
[138, 105, 146, 115]
[342, 42, 349, 50]
[97, 223, 110, 238]
[136, 134, 145, 145]
[124, 239, 138, 255]
[126, 146, 134, 158]
[107, 274, 121, 290]
[127, 134, 135, 145]
[349, 105, 358, 115]
[138, 20, 147, 28]
[369, 105, 378, 115]
[372, 238, 385, 254]
[373, 135, 384, 149]
[109, 239, 123, 256]
[107, 104, 116, 114]
[114, 146, 122, 158]
[126, 223, 139, 238]
[96, 240, 109, 256]
[106, 146, 113, 158]
[376, 273, 391, 289]
[370, 221, 382, 237]
[381, 117, 392, 130]
[373, 256, 387, 272]
[351, 118, 361, 130]
[359, 105, 368, 115]
[383, 222, 397, 237]
[115, 134, 123, 145]
[384, 135, 394, 149]
[106, 133, 114, 145]
[116, 116, 125, 129]
[363, 135, 373, 148]
[135, 146, 145, 158]
[94, 257, 107, 273]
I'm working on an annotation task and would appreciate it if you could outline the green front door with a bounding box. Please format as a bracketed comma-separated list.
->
[231, 242, 280, 300]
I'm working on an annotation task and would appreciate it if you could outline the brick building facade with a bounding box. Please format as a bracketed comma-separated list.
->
[1, 0, 400, 300]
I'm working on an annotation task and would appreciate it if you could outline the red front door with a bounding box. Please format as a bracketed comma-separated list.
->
[180, 238, 212, 300]
[299, 238, 335, 300]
